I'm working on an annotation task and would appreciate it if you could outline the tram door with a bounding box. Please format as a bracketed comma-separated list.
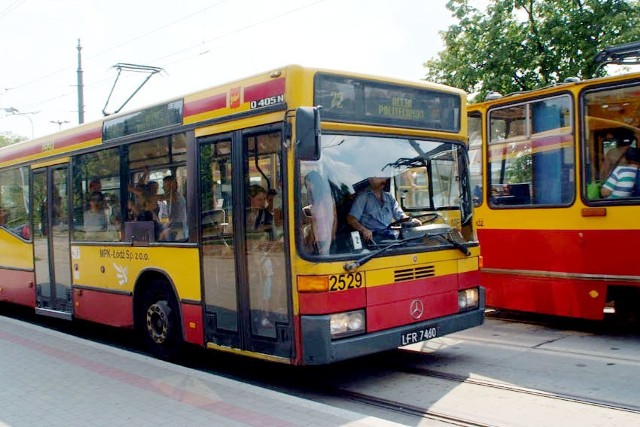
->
[199, 128, 292, 360]
[32, 165, 73, 319]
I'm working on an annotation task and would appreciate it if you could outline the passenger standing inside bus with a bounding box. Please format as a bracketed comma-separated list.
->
[84, 178, 103, 210]
[159, 175, 187, 241]
[601, 147, 640, 198]
[247, 185, 275, 327]
[599, 128, 636, 181]
[347, 176, 421, 242]
[83, 191, 108, 238]
[247, 185, 273, 236]
[303, 171, 337, 254]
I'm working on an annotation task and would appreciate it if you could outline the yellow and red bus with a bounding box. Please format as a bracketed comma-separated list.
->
[468, 49, 640, 321]
[0, 65, 483, 365]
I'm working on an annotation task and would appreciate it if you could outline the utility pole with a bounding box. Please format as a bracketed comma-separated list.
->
[77, 39, 85, 124]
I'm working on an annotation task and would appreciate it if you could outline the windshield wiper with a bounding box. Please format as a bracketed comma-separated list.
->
[435, 233, 470, 256]
[343, 234, 424, 272]
[342, 226, 470, 272]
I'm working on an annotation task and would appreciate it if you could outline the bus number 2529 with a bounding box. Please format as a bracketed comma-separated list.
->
[328, 272, 364, 291]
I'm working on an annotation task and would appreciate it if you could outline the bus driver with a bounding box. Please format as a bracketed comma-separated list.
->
[347, 176, 421, 242]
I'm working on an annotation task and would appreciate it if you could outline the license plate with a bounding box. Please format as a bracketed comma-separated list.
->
[400, 326, 438, 346]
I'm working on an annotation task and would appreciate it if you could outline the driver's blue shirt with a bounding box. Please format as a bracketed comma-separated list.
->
[349, 190, 405, 232]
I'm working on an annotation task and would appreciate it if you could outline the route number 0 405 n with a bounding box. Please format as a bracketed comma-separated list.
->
[328, 272, 365, 291]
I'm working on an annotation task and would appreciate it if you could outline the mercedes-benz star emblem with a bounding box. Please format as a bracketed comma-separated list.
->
[410, 299, 424, 320]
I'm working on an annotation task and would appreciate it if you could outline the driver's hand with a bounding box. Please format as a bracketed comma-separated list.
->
[361, 228, 373, 241]
[410, 218, 422, 226]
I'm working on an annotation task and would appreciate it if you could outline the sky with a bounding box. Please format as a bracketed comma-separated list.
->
[0, 0, 457, 139]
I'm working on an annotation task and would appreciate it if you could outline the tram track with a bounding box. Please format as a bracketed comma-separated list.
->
[330, 387, 492, 427]
[321, 358, 640, 426]
[396, 363, 640, 415]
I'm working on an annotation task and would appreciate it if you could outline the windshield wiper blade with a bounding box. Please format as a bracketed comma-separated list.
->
[435, 234, 470, 256]
[343, 234, 424, 272]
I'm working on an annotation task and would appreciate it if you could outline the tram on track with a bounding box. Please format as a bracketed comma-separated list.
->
[468, 42, 640, 321]
[0, 65, 484, 364]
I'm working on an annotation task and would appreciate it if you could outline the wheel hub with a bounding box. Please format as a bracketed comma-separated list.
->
[146, 300, 171, 344]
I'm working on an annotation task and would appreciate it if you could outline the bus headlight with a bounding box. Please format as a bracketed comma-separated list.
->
[330, 310, 365, 338]
[458, 288, 479, 311]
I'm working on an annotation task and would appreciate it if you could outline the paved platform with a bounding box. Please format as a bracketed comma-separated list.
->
[0, 315, 399, 427]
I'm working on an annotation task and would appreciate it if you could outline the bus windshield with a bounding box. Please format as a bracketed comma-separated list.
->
[298, 134, 472, 258]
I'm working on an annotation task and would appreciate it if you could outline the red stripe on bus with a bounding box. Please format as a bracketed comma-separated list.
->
[0, 127, 102, 164]
[184, 93, 227, 117]
[180, 302, 204, 346]
[56, 127, 102, 148]
[481, 270, 608, 320]
[478, 228, 640, 276]
[243, 78, 285, 102]
[0, 142, 43, 163]
[530, 134, 572, 149]
[73, 288, 133, 327]
[0, 269, 35, 307]
[298, 287, 365, 314]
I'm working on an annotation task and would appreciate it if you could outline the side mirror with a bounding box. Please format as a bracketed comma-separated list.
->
[296, 106, 321, 161]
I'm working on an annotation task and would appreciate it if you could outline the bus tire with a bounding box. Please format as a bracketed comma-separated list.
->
[139, 282, 183, 360]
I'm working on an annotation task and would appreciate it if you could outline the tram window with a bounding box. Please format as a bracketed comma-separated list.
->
[126, 134, 189, 242]
[583, 84, 640, 201]
[468, 112, 483, 206]
[487, 96, 574, 207]
[72, 148, 121, 241]
[0, 167, 30, 239]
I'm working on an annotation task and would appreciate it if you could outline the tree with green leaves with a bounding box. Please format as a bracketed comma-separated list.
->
[425, 0, 640, 101]
[0, 132, 25, 148]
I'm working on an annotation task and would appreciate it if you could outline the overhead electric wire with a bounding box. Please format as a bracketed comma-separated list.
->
[12, 0, 328, 115]
[0, 0, 27, 20]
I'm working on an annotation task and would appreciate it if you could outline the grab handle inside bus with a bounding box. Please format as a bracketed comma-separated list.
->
[296, 106, 321, 161]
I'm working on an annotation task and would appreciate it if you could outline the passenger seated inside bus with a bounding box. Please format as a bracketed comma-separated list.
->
[347, 176, 421, 243]
[158, 175, 188, 241]
[601, 147, 640, 198]
[599, 128, 636, 181]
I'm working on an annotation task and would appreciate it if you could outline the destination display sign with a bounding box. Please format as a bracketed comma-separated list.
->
[314, 73, 460, 132]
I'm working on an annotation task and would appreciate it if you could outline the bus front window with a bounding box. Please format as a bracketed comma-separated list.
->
[298, 134, 473, 258]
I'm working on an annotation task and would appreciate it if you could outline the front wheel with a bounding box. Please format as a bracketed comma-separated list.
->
[139, 285, 183, 360]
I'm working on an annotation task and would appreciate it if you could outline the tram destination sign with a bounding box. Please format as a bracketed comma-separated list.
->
[314, 73, 460, 132]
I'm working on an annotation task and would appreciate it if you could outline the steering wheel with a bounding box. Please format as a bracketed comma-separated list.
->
[388, 213, 441, 229]
[387, 216, 412, 229]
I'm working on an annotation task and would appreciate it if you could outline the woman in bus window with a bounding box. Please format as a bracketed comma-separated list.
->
[247, 185, 273, 236]
[83, 191, 108, 238]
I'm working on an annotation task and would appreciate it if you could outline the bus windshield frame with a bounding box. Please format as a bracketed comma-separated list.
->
[296, 133, 473, 260]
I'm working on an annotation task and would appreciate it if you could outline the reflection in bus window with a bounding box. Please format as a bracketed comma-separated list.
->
[245, 131, 285, 337]
[298, 134, 474, 257]
[487, 95, 574, 207]
[468, 112, 483, 206]
[72, 148, 120, 241]
[0, 167, 30, 239]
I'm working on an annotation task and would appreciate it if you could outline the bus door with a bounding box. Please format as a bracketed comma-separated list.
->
[199, 128, 292, 360]
[32, 165, 73, 319]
